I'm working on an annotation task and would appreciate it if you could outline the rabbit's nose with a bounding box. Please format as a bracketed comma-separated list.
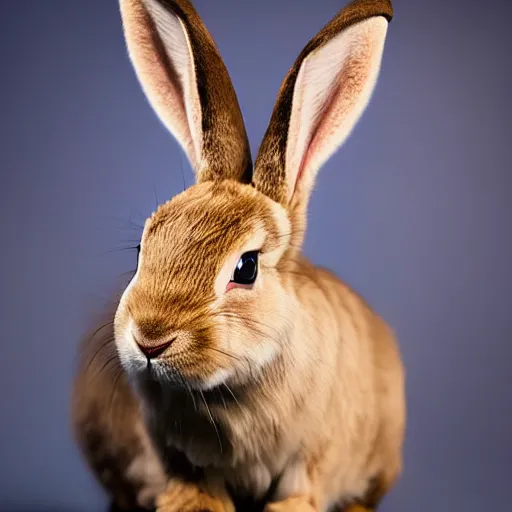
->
[133, 333, 177, 359]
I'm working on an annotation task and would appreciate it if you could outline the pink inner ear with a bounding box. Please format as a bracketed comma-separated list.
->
[121, 0, 201, 172]
[284, 17, 389, 205]
[292, 80, 343, 199]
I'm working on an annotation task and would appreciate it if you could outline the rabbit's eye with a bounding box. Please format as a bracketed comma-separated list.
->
[231, 251, 258, 285]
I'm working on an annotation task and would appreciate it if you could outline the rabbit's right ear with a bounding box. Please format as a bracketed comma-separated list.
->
[119, 0, 252, 184]
[253, 0, 393, 221]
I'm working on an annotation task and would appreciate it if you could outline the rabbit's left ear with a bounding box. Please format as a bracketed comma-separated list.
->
[119, 0, 252, 184]
[253, 0, 393, 209]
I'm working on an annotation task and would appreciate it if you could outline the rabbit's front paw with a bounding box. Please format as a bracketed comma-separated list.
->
[264, 495, 316, 512]
[156, 480, 234, 512]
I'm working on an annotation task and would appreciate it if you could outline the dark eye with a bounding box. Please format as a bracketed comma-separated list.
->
[231, 251, 259, 285]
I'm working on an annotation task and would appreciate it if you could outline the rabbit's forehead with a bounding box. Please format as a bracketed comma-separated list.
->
[146, 182, 275, 241]
[139, 181, 286, 277]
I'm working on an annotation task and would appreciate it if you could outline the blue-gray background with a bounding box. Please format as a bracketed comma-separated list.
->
[1, 1, 511, 511]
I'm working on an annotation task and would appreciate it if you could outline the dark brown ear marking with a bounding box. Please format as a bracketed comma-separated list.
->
[252, 0, 394, 205]
[158, 0, 252, 183]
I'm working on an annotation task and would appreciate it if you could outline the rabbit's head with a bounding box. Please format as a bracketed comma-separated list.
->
[114, 0, 393, 390]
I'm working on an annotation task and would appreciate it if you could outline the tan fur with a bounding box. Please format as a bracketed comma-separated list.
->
[156, 480, 235, 512]
[71, 1, 404, 511]
[265, 495, 316, 512]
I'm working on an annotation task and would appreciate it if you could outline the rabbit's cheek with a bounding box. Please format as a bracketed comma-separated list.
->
[200, 367, 234, 391]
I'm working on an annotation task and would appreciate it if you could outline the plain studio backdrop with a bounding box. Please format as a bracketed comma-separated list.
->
[1, 1, 511, 511]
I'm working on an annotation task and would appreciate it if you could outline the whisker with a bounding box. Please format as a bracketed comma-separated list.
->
[199, 390, 223, 454]
[107, 366, 125, 422]
[182, 377, 198, 413]
[223, 383, 242, 410]
[218, 387, 228, 411]
[207, 347, 242, 363]
[179, 153, 187, 192]
[96, 214, 145, 231]
[93, 351, 120, 379]
[81, 330, 117, 376]
[83, 321, 114, 347]
[94, 243, 140, 258]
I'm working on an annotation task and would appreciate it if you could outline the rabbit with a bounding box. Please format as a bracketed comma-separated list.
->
[70, 0, 406, 511]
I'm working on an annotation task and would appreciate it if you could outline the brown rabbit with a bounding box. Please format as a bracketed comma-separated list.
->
[70, 0, 406, 511]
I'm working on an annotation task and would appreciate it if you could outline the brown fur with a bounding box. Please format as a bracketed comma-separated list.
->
[70, 304, 167, 510]
[71, 1, 405, 511]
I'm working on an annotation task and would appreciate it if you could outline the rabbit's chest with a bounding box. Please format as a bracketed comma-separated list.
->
[158, 407, 289, 470]
[138, 378, 300, 500]
[144, 394, 293, 497]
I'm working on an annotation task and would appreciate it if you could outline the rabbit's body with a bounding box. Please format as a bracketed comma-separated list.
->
[72, 1, 405, 511]
[138, 254, 405, 511]
[74, 244, 404, 511]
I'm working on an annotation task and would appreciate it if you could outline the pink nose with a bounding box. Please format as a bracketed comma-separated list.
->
[134, 336, 176, 359]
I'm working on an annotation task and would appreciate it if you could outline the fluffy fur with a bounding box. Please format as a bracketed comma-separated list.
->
[71, 1, 405, 511]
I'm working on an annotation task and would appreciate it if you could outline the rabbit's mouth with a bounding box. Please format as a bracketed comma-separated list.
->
[115, 316, 241, 391]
